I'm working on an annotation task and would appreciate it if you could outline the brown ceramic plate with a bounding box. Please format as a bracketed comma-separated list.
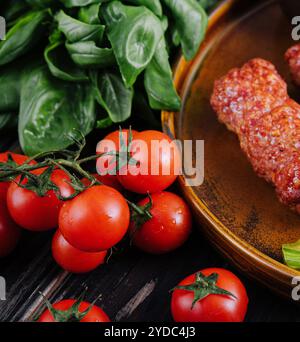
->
[162, 0, 300, 299]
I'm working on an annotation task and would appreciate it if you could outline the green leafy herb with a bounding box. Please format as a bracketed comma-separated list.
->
[0, 10, 48, 66]
[78, 3, 102, 24]
[102, 1, 164, 87]
[91, 71, 134, 123]
[162, 0, 208, 60]
[1, 0, 211, 155]
[66, 41, 115, 68]
[19, 65, 96, 155]
[45, 38, 89, 82]
[126, 0, 163, 17]
[0, 63, 24, 112]
[144, 37, 181, 111]
[55, 10, 105, 44]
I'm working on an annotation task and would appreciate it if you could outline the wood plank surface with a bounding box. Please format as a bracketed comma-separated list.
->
[1, 227, 300, 322]
[1, 132, 300, 322]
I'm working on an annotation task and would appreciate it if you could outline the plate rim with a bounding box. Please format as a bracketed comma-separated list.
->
[162, 0, 300, 299]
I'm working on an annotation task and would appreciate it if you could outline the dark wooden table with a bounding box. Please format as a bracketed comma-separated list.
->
[0, 225, 300, 322]
[0, 131, 298, 323]
[1, 124, 300, 323]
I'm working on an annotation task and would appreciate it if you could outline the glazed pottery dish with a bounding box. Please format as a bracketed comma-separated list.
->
[162, 0, 300, 299]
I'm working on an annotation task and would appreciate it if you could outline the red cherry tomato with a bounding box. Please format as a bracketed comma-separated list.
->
[0, 201, 21, 257]
[81, 173, 122, 192]
[96, 129, 138, 176]
[37, 299, 110, 322]
[0, 152, 30, 164]
[59, 185, 130, 252]
[0, 152, 35, 201]
[7, 169, 74, 231]
[52, 231, 107, 274]
[117, 130, 181, 194]
[171, 268, 248, 322]
[130, 192, 192, 254]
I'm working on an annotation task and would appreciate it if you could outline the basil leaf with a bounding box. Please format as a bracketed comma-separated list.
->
[60, 0, 106, 8]
[78, 3, 101, 24]
[66, 41, 115, 68]
[55, 10, 105, 44]
[144, 38, 181, 111]
[0, 113, 18, 131]
[0, 10, 48, 66]
[91, 71, 134, 123]
[102, 1, 164, 87]
[126, 0, 163, 17]
[162, 0, 207, 60]
[45, 40, 89, 82]
[19, 65, 96, 155]
[0, 63, 24, 112]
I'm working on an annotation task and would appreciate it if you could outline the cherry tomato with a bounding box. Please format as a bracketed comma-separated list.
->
[7, 169, 74, 231]
[117, 130, 181, 194]
[0, 152, 30, 164]
[96, 129, 138, 176]
[38, 299, 110, 322]
[0, 152, 35, 201]
[59, 185, 130, 252]
[52, 231, 107, 274]
[0, 201, 21, 257]
[81, 173, 122, 192]
[130, 192, 192, 254]
[171, 268, 248, 322]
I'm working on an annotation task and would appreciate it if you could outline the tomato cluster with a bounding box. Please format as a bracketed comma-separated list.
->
[0, 129, 249, 323]
[0, 130, 191, 265]
[95, 129, 192, 255]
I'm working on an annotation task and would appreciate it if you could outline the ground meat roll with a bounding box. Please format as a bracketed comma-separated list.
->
[211, 58, 288, 134]
[211, 58, 300, 212]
